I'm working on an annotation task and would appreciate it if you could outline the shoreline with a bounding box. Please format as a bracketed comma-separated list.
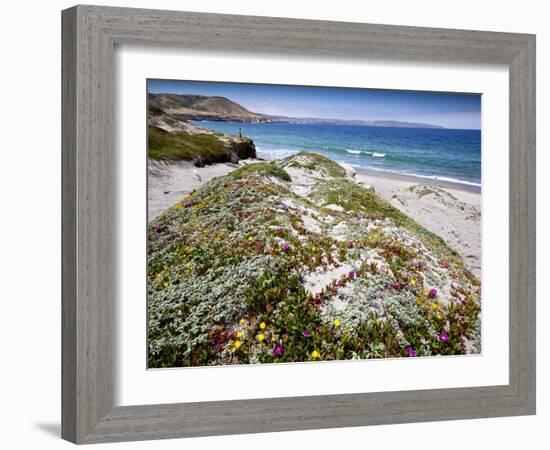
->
[353, 166, 481, 194]
[255, 150, 480, 194]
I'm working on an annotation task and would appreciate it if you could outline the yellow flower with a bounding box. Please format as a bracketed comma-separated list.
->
[436, 314, 442, 320]
[231, 346, 236, 352]
[410, 278, 416, 286]
[248, 236, 254, 242]
[239, 318, 245, 324]
[333, 319, 341, 327]
[431, 302, 438, 309]
[234, 340, 242, 348]
[236, 331, 243, 338]
[163, 282, 169, 288]
[259, 322, 266, 329]
[257, 333, 265, 342]
[311, 350, 320, 359]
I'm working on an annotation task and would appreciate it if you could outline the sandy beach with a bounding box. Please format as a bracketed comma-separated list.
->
[148, 159, 481, 278]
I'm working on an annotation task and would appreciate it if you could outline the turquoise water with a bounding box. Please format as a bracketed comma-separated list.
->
[193, 121, 482, 187]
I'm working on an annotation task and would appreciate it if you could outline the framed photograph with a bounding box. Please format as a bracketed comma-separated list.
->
[62, 5, 536, 444]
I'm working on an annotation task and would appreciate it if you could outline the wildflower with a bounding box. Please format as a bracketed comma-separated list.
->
[163, 282, 169, 288]
[439, 332, 449, 342]
[259, 322, 266, 329]
[154, 225, 162, 232]
[436, 313, 442, 320]
[428, 288, 438, 298]
[333, 319, 341, 327]
[431, 302, 438, 309]
[302, 329, 310, 337]
[348, 271, 356, 278]
[236, 331, 243, 338]
[410, 278, 416, 286]
[231, 346, 237, 352]
[257, 333, 265, 342]
[406, 347, 416, 357]
[275, 226, 283, 234]
[234, 340, 242, 348]
[282, 242, 290, 251]
[347, 240, 354, 248]
[184, 200, 193, 208]
[273, 344, 283, 356]
[239, 319, 245, 324]
[311, 350, 320, 359]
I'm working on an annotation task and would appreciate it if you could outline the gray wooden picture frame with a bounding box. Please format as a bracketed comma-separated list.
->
[61, 4, 536, 444]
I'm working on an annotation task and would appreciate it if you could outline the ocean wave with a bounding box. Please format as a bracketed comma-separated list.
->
[256, 146, 299, 160]
[345, 149, 386, 158]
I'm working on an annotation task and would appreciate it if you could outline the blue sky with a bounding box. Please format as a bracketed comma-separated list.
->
[148, 79, 481, 130]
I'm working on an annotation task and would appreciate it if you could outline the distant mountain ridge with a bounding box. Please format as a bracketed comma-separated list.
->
[148, 93, 444, 129]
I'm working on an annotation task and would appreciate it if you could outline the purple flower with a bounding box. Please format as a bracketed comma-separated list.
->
[302, 329, 310, 337]
[406, 347, 416, 357]
[347, 240, 354, 249]
[275, 226, 283, 234]
[273, 344, 283, 356]
[184, 200, 193, 208]
[348, 271, 356, 278]
[282, 242, 290, 251]
[428, 288, 438, 298]
[154, 225, 162, 232]
[439, 332, 449, 342]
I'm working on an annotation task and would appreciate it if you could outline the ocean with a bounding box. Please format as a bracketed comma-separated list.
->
[192, 121, 481, 188]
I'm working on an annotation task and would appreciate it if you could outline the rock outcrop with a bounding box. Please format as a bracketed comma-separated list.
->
[148, 107, 256, 165]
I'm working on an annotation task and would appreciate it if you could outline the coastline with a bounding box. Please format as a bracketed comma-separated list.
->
[148, 158, 481, 278]
[353, 166, 481, 194]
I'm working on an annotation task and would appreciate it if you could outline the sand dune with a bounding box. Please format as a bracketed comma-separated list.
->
[148, 159, 481, 278]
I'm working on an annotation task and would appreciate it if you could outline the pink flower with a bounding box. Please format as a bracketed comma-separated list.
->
[406, 347, 416, 357]
[348, 271, 356, 278]
[428, 288, 438, 298]
[273, 344, 283, 356]
[184, 200, 193, 208]
[282, 242, 290, 251]
[275, 227, 283, 234]
[302, 329, 310, 337]
[439, 332, 449, 342]
[347, 240, 354, 248]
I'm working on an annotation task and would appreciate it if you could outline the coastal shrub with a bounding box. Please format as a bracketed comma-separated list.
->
[148, 125, 231, 161]
[283, 152, 347, 178]
[229, 162, 292, 182]
[147, 152, 481, 367]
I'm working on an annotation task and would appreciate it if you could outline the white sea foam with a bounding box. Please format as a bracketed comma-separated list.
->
[345, 149, 385, 158]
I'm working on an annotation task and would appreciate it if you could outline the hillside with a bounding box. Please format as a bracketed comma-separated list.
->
[147, 153, 481, 367]
[148, 93, 265, 122]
